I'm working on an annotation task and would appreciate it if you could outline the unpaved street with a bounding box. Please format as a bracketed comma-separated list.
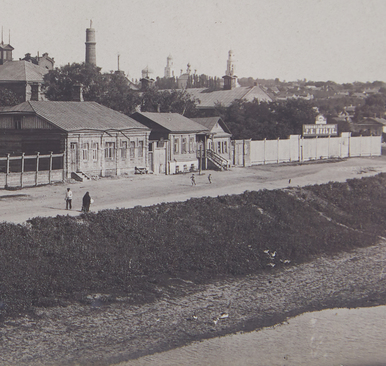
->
[1, 156, 386, 224]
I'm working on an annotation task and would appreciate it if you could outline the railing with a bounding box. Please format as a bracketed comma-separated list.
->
[197, 149, 230, 170]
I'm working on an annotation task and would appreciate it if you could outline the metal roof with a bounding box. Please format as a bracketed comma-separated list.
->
[0, 101, 150, 132]
[0, 60, 49, 83]
[132, 112, 209, 133]
[185, 86, 272, 109]
[191, 116, 232, 135]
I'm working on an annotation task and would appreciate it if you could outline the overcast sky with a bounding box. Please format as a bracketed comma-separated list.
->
[1, 0, 385, 83]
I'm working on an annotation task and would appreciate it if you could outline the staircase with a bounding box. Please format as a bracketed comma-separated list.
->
[205, 149, 230, 171]
[71, 171, 91, 182]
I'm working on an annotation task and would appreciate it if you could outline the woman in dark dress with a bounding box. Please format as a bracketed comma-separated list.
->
[82, 192, 91, 213]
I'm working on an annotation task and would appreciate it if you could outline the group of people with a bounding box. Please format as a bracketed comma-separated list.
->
[65, 188, 93, 213]
[190, 173, 212, 186]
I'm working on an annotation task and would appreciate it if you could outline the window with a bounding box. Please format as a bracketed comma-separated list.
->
[224, 141, 228, 153]
[189, 137, 195, 153]
[173, 138, 179, 154]
[130, 141, 135, 158]
[181, 138, 187, 154]
[121, 141, 127, 159]
[138, 141, 144, 158]
[92, 142, 98, 161]
[82, 143, 89, 160]
[217, 141, 221, 153]
[105, 142, 115, 159]
[14, 116, 22, 129]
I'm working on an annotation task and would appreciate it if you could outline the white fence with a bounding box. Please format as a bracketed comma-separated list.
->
[233, 133, 381, 167]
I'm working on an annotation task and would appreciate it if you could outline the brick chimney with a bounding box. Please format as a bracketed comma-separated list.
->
[72, 84, 84, 102]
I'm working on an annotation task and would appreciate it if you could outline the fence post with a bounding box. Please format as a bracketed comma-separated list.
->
[5, 153, 10, 188]
[277, 137, 280, 164]
[35, 152, 40, 186]
[21, 153, 25, 188]
[315, 136, 318, 160]
[49, 151, 53, 184]
[360, 135, 362, 157]
[264, 138, 266, 164]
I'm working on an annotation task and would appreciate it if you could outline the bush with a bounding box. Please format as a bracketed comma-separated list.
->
[1, 174, 385, 319]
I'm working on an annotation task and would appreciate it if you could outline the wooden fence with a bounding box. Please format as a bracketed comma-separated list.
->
[0, 152, 64, 189]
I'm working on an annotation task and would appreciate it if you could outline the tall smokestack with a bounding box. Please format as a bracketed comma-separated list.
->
[85, 20, 96, 66]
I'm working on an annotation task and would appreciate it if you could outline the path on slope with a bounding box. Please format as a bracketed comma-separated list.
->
[1, 156, 386, 224]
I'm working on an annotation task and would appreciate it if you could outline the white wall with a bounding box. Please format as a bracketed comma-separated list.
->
[235, 133, 381, 167]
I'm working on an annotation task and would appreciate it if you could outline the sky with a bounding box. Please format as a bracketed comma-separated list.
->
[1, 0, 386, 83]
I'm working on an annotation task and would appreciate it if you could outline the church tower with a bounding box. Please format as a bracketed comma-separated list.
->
[164, 54, 174, 78]
[85, 21, 96, 66]
[222, 50, 237, 90]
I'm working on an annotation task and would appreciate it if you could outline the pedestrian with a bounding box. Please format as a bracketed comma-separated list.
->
[65, 187, 73, 210]
[208, 174, 212, 184]
[190, 174, 196, 186]
[82, 191, 92, 213]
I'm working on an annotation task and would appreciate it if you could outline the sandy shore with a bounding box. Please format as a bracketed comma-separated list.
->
[1, 156, 386, 365]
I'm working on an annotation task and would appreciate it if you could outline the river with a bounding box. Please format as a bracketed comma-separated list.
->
[119, 305, 386, 366]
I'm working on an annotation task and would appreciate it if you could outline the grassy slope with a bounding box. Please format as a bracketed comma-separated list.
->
[1, 173, 386, 319]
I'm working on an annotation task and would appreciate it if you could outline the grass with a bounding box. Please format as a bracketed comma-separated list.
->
[1, 173, 386, 320]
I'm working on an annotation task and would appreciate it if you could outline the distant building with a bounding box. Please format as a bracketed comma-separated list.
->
[164, 54, 174, 78]
[21, 52, 55, 70]
[222, 50, 237, 90]
[0, 40, 13, 65]
[140, 66, 155, 90]
[0, 58, 50, 102]
[177, 63, 192, 89]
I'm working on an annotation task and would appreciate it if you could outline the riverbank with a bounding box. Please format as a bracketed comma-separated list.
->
[1, 239, 386, 366]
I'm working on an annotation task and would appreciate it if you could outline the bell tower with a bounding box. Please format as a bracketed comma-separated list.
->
[222, 50, 237, 90]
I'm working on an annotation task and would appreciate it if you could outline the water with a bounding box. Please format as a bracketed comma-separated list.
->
[120, 306, 386, 366]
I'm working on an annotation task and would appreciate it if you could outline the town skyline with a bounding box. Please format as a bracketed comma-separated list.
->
[1, 0, 386, 83]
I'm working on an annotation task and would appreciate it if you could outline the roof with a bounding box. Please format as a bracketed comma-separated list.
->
[0, 60, 49, 83]
[132, 112, 209, 133]
[0, 101, 150, 132]
[363, 117, 386, 126]
[184, 86, 272, 109]
[191, 116, 232, 135]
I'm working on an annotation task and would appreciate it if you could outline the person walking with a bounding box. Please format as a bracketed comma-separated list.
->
[65, 188, 73, 210]
[190, 174, 196, 186]
[82, 192, 92, 213]
[208, 174, 212, 184]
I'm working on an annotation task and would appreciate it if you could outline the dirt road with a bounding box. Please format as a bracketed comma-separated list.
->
[1, 156, 386, 224]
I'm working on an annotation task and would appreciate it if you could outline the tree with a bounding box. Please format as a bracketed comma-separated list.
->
[42, 62, 105, 101]
[0, 88, 21, 107]
[215, 98, 317, 140]
[139, 89, 199, 117]
[42, 63, 142, 114]
[353, 94, 386, 121]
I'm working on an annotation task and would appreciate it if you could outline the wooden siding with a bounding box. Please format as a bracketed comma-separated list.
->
[0, 115, 55, 129]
